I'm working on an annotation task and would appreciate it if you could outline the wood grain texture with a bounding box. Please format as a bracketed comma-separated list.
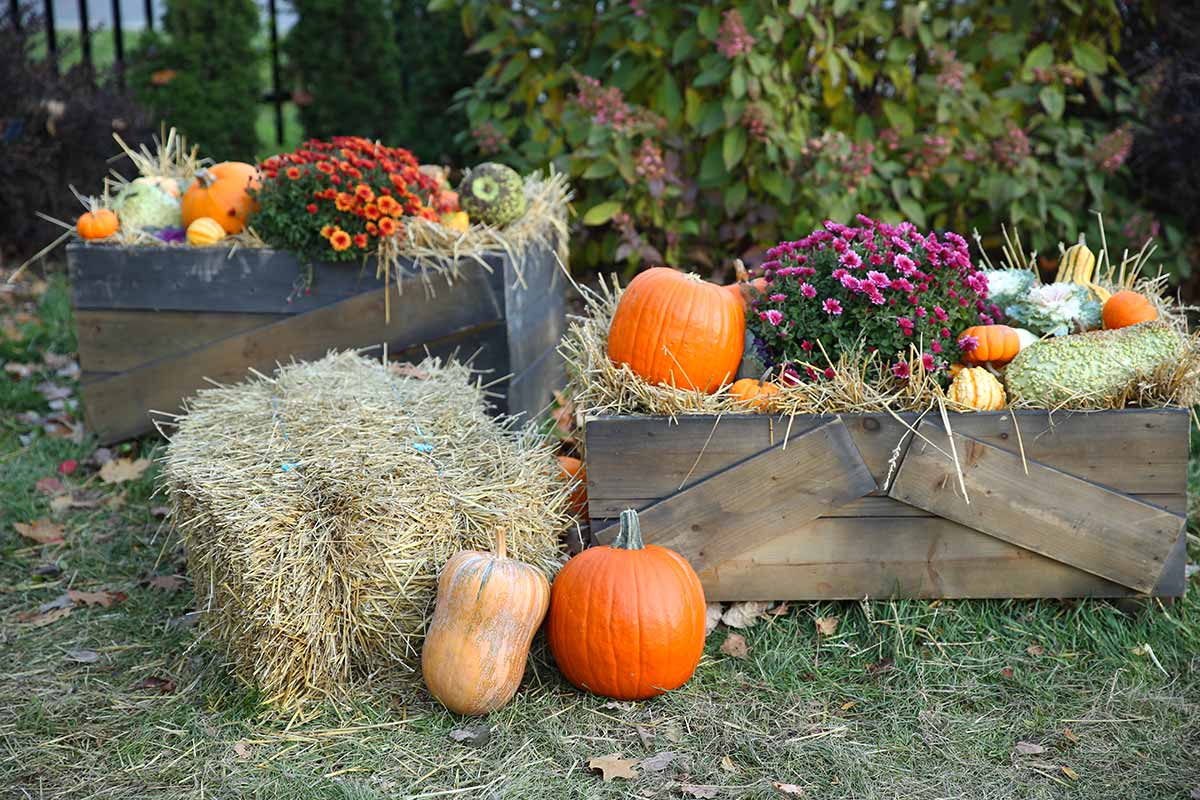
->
[691, 517, 1186, 601]
[888, 418, 1185, 593]
[590, 418, 876, 573]
[583, 409, 1189, 518]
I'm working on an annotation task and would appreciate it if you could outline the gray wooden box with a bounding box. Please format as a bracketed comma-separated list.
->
[67, 240, 565, 443]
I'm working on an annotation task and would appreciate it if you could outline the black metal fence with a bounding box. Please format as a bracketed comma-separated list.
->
[7, 0, 289, 144]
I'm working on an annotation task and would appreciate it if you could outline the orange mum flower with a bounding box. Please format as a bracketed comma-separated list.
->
[316, 161, 335, 174]
[354, 183, 375, 203]
[376, 195, 400, 215]
[285, 166, 302, 180]
[364, 204, 381, 221]
[353, 233, 369, 249]
[365, 222, 379, 236]
[378, 216, 397, 236]
[335, 192, 354, 211]
[320, 224, 335, 239]
[329, 229, 352, 251]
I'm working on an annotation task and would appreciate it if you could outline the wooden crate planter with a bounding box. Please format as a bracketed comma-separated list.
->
[584, 409, 1189, 601]
[68, 241, 565, 443]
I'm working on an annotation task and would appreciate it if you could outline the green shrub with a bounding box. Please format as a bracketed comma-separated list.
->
[129, 0, 262, 161]
[444, 0, 1190, 281]
[284, 0, 404, 144]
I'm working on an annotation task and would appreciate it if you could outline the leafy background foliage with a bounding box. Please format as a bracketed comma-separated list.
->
[444, 0, 1193, 282]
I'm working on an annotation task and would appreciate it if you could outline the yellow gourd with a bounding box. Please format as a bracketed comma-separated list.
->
[947, 366, 1006, 411]
[186, 217, 227, 246]
[1056, 235, 1110, 302]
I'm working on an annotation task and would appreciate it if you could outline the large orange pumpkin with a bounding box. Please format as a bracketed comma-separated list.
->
[557, 455, 588, 517]
[547, 508, 706, 700]
[1101, 290, 1158, 329]
[182, 162, 261, 234]
[959, 324, 1022, 366]
[607, 267, 745, 393]
[421, 529, 550, 715]
[723, 259, 769, 308]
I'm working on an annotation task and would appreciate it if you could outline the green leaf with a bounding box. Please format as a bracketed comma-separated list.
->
[693, 62, 730, 88]
[696, 102, 725, 136]
[1023, 43, 1054, 72]
[988, 33, 1026, 64]
[1071, 42, 1107, 74]
[760, 170, 792, 202]
[882, 100, 914, 136]
[656, 73, 683, 123]
[582, 160, 616, 179]
[731, 64, 747, 99]
[723, 127, 748, 170]
[672, 28, 699, 64]
[724, 181, 748, 214]
[699, 140, 725, 185]
[697, 6, 719, 39]
[1038, 86, 1065, 119]
[467, 30, 507, 54]
[583, 201, 621, 226]
[897, 196, 926, 228]
[832, 0, 855, 16]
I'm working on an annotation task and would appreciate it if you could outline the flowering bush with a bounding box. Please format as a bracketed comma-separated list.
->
[252, 137, 441, 263]
[442, 0, 1192, 282]
[746, 217, 997, 382]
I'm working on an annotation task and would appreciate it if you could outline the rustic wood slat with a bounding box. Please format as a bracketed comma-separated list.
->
[690, 516, 1178, 601]
[591, 418, 877, 574]
[74, 309, 287, 373]
[888, 418, 1185, 594]
[583, 410, 1189, 518]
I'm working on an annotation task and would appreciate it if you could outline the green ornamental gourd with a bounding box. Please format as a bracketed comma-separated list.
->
[1004, 322, 1184, 408]
[458, 163, 526, 227]
[113, 177, 183, 230]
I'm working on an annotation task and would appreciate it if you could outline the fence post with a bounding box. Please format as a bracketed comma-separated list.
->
[78, 0, 93, 74]
[111, 0, 124, 88]
[267, 0, 283, 146]
[144, 0, 152, 31]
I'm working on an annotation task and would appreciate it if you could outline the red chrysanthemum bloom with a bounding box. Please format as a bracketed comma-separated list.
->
[355, 183, 374, 202]
[353, 233, 368, 249]
[363, 204, 381, 221]
[366, 221, 378, 236]
[320, 224, 334, 239]
[329, 230, 352, 251]
[316, 161, 335, 174]
[335, 192, 354, 212]
[377, 195, 400, 216]
[305, 203, 318, 214]
[285, 166, 302, 180]
[378, 216, 397, 236]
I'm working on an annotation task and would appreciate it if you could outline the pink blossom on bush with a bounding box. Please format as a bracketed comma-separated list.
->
[822, 298, 843, 315]
[716, 9, 755, 59]
[760, 309, 784, 326]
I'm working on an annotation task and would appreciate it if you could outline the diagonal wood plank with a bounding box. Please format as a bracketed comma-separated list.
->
[592, 417, 877, 574]
[888, 418, 1184, 593]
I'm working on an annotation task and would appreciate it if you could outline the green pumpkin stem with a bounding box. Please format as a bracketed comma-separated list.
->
[613, 509, 645, 551]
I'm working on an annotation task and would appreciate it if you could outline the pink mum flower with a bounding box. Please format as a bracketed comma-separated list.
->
[839, 250, 863, 269]
[769, 293, 786, 302]
[866, 270, 891, 287]
[822, 298, 843, 316]
[760, 309, 784, 327]
[800, 282, 817, 299]
[921, 353, 936, 371]
[892, 360, 911, 379]
[957, 334, 980, 353]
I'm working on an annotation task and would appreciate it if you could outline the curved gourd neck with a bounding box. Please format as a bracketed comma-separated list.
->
[613, 509, 644, 551]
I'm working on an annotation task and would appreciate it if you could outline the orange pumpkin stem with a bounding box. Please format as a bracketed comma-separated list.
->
[733, 258, 749, 284]
[613, 509, 645, 551]
[494, 527, 508, 560]
[193, 169, 216, 189]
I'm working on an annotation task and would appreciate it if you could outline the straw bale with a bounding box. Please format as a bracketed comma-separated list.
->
[160, 351, 569, 713]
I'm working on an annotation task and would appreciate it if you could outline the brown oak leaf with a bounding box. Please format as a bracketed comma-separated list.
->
[99, 457, 152, 484]
[720, 632, 749, 659]
[814, 616, 839, 636]
[773, 782, 806, 796]
[133, 676, 175, 694]
[14, 518, 65, 544]
[1026, 643, 1045, 657]
[1014, 741, 1046, 756]
[147, 575, 184, 592]
[680, 785, 719, 799]
[35, 476, 64, 495]
[638, 751, 675, 772]
[587, 753, 639, 782]
[68, 589, 127, 608]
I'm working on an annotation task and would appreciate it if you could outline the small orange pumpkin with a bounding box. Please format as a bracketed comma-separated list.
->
[959, 324, 1022, 366]
[76, 209, 119, 240]
[557, 455, 588, 517]
[421, 529, 550, 716]
[547, 508, 706, 701]
[608, 267, 745, 393]
[1101, 290, 1158, 329]
[182, 161, 261, 234]
[729, 378, 781, 410]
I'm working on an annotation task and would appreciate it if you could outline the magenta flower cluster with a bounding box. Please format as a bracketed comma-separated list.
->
[569, 74, 664, 135]
[746, 216, 1001, 383]
[716, 9, 755, 59]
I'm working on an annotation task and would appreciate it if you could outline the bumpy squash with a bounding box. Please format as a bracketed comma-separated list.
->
[948, 367, 1006, 411]
[547, 509, 706, 700]
[729, 378, 781, 410]
[1101, 290, 1158, 330]
[421, 529, 550, 715]
[608, 267, 745, 393]
[186, 217, 227, 246]
[182, 162, 261, 234]
[960, 325, 1021, 366]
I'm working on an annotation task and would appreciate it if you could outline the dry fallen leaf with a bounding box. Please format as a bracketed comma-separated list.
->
[1189, 787, 1200, 800]
[814, 616, 839, 636]
[133, 676, 176, 694]
[1000, 666, 1015, 679]
[768, 602, 790, 616]
[639, 751, 676, 772]
[4, 361, 36, 378]
[66, 648, 100, 663]
[1026, 643, 1045, 657]
[772, 782, 806, 796]
[49, 495, 74, 514]
[99, 457, 152, 484]
[635, 725, 653, 750]
[35, 476, 64, 495]
[720, 632, 749, 659]
[1060, 766, 1079, 781]
[233, 740, 253, 760]
[68, 589, 127, 608]
[1062, 727, 1079, 743]
[721, 600, 770, 629]
[1014, 741, 1046, 756]
[587, 753, 639, 782]
[662, 722, 684, 744]
[601, 700, 637, 712]
[22, 606, 72, 628]
[14, 518, 65, 544]
[147, 575, 185, 592]
[705, 603, 724, 636]
[680, 785, 719, 799]
[449, 725, 492, 747]
[720, 755, 737, 773]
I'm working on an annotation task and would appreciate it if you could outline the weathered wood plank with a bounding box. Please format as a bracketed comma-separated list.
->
[78, 274, 508, 442]
[507, 342, 566, 423]
[888, 419, 1184, 593]
[74, 309, 286, 373]
[590, 491, 1186, 521]
[591, 418, 876, 573]
[66, 242, 507, 315]
[583, 410, 1189, 518]
[692, 516, 1149, 601]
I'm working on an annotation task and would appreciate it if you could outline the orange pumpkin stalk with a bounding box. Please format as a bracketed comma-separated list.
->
[723, 259, 770, 308]
[421, 528, 550, 716]
[959, 324, 1021, 366]
[547, 508, 706, 701]
[182, 161, 261, 234]
[607, 267, 745, 393]
[1101, 290, 1157, 330]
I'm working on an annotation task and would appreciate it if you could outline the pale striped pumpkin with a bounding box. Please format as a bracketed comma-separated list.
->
[186, 216, 227, 246]
[947, 366, 1006, 411]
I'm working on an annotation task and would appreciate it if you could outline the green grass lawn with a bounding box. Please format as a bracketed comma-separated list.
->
[1, 269, 1198, 799]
